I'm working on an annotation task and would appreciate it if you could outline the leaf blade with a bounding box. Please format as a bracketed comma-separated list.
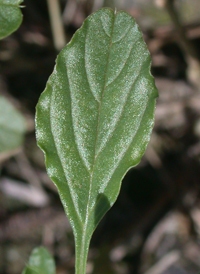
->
[36, 7, 158, 274]
[0, 96, 26, 156]
[22, 247, 56, 274]
[0, 0, 23, 39]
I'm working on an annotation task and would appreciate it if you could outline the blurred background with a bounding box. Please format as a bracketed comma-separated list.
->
[0, 0, 200, 273]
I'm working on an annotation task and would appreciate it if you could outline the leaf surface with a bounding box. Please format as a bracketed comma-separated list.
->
[0, 0, 23, 39]
[22, 247, 56, 274]
[0, 96, 26, 155]
[36, 8, 158, 273]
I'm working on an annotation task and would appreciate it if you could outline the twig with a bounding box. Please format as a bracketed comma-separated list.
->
[0, 177, 49, 207]
[165, 0, 199, 60]
[15, 151, 43, 191]
[46, 0, 66, 51]
[144, 251, 180, 274]
[63, 0, 78, 25]
[91, 0, 104, 13]
[0, 147, 22, 163]
[164, 0, 200, 88]
[154, 0, 200, 88]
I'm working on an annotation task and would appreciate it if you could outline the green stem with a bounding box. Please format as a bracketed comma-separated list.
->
[75, 228, 91, 274]
[46, 0, 66, 51]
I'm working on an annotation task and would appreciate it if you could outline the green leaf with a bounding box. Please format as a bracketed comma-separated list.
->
[36, 8, 158, 274]
[0, 96, 26, 155]
[22, 247, 56, 274]
[0, 0, 23, 39]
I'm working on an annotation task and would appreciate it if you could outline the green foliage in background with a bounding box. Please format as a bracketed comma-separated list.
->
[0, 0, 23, 39]
[0, 96, 26, 156]
[0, 1, 25, 159]
[36, 7, 158, 274]
[22, 247, 56, 274]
